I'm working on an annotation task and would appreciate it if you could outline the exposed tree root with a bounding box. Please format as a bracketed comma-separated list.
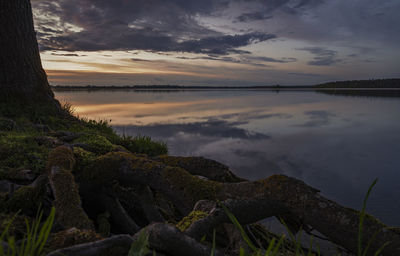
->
[3, 148, 398, 256]
[87, 152, 400, 255]
[46, 234, 133, 256]
[138, 223, 225, 256]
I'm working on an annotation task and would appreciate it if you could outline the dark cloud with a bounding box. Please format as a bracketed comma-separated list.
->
[287, 72, 322, 77]
[292, 0, 324, 8]
[296, 47, 341, 66]
[347, 54, 358, 58]
[176, 54, 295, 66]
[50, 53, 86, 57]
[175, 33, 276, 55]
[32, 0, 275, 55]
[131, 58, 151, 62]
[234, 12, 273, 23]
[247, 56, 297, 63]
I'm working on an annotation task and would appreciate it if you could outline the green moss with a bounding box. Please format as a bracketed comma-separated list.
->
[97, 212, 111, 237]
[0, 133, 49, 173]
[3, 184, 46, 214]
[50, 167, 93, 230]
[73, 147, 96, 173]
[176, 211, 208, 231]
[48, 227, 102, 251]
[73, 133, 118, 155]
[162, 166, 222, 204]
[46, 146, 75, 171]
[81, 152, 137, 185]
[114, 135, 168, 156]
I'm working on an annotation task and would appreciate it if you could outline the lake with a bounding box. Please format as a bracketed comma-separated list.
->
[55, 89, 400, 227]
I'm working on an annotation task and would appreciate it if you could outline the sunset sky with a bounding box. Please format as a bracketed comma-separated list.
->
[32, 0, 400, 86]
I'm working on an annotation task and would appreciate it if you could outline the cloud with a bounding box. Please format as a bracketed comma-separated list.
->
[32, 0, 276, 55]
[247, 56, 297, 63]
[296, 47, 341, 66]
[50, 53, 86, 57]
[234, 12, 273, 23]
[176, 54, 295, 66]
[287, 72, 322, 77]
[174, 33, 276, 55]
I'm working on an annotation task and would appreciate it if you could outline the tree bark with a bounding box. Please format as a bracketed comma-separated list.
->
[0, 0, 57, 105]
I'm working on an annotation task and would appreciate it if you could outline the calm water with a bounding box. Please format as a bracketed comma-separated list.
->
[55, 89, 400, 226]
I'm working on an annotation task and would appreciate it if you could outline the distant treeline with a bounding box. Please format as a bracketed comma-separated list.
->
[315, 79, 400, 88]
[50, 78, 400, 91]
[51, 84, 310, 90]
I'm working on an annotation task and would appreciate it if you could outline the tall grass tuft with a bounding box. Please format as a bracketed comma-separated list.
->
[117, 135, 168, 156]
[0, 207, 55, 256]
[128, 231, 154, 256]
[221, 203, 286, 256]
[358, 179, 390, 256]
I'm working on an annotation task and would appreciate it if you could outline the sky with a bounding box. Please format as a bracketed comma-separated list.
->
[31, 0, 400, 86]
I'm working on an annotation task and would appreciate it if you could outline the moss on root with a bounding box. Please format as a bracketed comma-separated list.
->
[73, 147, 96, 173]
[3, 182, 47, 214]
[81, 152, 137, 186]
[50, 167, 93, 230]
[73, 133, 118, 155]
[155, 155, 244, 182]
[161, 166, 222, 204]
[176, 211, 208, 231]
[46, 146, 75, 171]
[47, 227, 102, 251]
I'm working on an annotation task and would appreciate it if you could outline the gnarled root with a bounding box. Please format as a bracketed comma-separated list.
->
[138, 223, 224, 256]
[46, 234, 133, 256]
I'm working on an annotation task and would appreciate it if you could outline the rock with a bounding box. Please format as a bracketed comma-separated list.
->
[193, 200, 217, 213]
[49, 131, 80, 142]
[72, 143, 95, 153]
[0, 180, 22, 193]
[35, 136, 63, 147]
[33, 124, 51, 132]
[0, 118, 17, 131]
[111, 145, 130, 153]
[0, 169, 37, 184]
[14, 169, 36, 181]
[46, 234, 133, 256]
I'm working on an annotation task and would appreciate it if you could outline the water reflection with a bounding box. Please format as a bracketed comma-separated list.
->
[55, 90, 400, 226]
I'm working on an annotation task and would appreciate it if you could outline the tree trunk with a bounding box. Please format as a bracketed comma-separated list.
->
[0, 0, 57, 105]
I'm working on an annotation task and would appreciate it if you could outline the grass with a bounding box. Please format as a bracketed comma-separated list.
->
[128, 231, 152, 256]
[115, 135, 168, 156]
[0, 207, 55, 256]
[357, 179, 390, 256]
[0, 100, 168, 180]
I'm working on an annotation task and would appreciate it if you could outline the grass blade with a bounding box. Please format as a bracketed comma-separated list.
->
[220, 203, 258, 252]
[210, 229, 216, 256]
[358, 178, 378, 256]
